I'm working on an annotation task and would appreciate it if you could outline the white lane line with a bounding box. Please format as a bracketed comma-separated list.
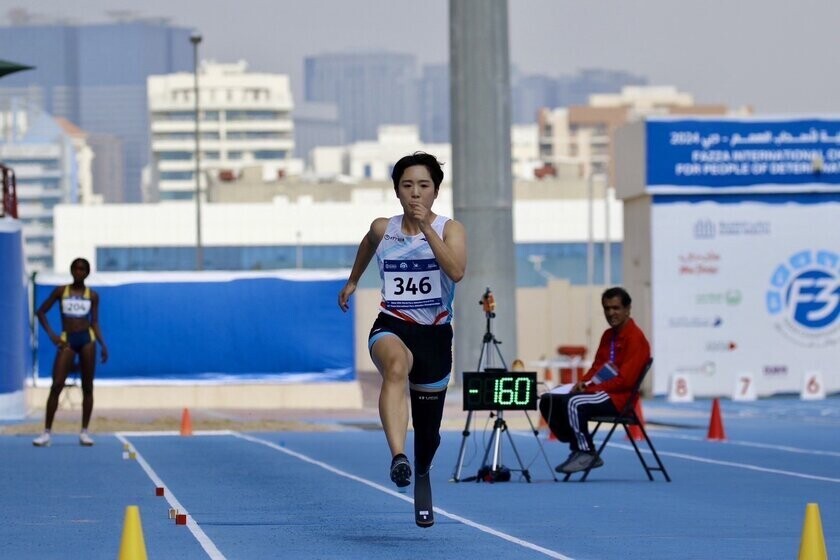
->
[602, 441, 840, 484]
[117, 430, 234, 437]
[650, 433, 840, 458]
[511, 431, 840, 483]
[231, 431, 574, 560]
[115, 433, 227, 560]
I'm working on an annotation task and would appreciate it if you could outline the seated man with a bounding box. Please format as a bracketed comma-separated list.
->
[539, 286, 651, 473]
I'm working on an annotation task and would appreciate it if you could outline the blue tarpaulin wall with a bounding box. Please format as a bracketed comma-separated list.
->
[0, 220, 29, 418]
[34, 271, 354, 382]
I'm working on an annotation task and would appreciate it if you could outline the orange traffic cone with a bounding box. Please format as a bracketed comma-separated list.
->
[707, 398, 726, 441]
[627, 399, 645, 441]
[180, 408, 193, 436]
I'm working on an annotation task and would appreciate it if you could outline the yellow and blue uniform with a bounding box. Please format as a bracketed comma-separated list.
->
[60, 285, 96, 352]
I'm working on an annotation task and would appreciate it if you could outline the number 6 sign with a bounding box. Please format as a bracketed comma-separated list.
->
[800, 371, 825, 401]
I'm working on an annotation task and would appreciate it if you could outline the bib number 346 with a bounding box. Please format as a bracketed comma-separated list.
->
[383, 259, 442, 309]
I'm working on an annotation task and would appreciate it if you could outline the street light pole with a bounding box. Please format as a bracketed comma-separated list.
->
[604, 184, 612, 286]
[586, 170, 595, 353]
[190, 30, 203, 271]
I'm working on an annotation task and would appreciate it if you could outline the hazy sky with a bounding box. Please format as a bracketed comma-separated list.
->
[3, 0, 839, 114]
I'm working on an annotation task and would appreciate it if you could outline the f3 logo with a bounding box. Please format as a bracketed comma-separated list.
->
[767, 249, 840, 331]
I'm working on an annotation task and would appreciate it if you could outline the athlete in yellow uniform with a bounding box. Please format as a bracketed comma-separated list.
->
[33, 258, 108, 447]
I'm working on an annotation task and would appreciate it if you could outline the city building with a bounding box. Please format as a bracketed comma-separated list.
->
[0, 100, 84, 271]
[293, 102, 343, 164]
[146, 61, 298, 201]
[538, 85, 741, 184]
[309, 124, 542, 182]
[304, 51, 419, 143]
[0, 18, 192, 202]
[512, 67, 648, 125]
[311, 125, 449, 182]
[419, 64, 449, 143]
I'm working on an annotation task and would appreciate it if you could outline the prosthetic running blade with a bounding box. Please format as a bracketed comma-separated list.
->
[414, 472, 434, 528]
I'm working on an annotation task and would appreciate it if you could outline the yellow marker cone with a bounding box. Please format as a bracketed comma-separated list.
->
[798, 503, 828, 560]
[118, 505, 148, 560]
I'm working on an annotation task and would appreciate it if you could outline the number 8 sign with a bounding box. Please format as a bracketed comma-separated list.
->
[667, 373, 694, 403]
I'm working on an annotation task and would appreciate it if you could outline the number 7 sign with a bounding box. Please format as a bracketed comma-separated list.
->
[731, 372, 757, 401]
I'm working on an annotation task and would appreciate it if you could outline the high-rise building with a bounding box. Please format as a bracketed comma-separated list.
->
[512, 74, 557, 125]
[419, 64, 449, 143]
[0, 19, 192, 202]
[556, 68, 648, 107]
[147, 61, 295, 201]
[304, 52, 418, 143]
[0, 100, 85, 272]
[293, 102, 343, 164]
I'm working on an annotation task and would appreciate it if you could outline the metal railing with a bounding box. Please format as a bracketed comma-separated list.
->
[1, 164, 18, 218]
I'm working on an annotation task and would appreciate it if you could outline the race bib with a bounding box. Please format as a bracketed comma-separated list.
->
[383, 259, 442, 309]
[62, 298, 91, 317]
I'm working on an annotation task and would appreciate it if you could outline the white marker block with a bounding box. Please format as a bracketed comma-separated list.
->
[667, 373, 694, 403]
[731, 372, 757, 401]
[800, 371, 826, 401]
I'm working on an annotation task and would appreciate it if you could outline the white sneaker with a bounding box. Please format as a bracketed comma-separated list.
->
[32, 432, 51, 447]
[79, 432, 94, 446]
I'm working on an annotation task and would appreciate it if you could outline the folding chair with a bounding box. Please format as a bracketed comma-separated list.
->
[564, 358, 671, 482]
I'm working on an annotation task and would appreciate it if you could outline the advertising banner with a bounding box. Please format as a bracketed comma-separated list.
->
[646, 117, 840, 193]
[651, 196, 840, 397]
[34, 271, 354, 383]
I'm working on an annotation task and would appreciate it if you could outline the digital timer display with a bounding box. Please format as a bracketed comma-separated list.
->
[462, 371, 538, 411]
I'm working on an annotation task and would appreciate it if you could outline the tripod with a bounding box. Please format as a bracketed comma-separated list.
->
[451, 291, 558, 483]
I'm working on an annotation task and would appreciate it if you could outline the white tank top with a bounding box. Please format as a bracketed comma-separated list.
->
[375, 215, 455, 325]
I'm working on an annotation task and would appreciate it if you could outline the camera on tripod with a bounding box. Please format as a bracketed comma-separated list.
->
[479, 287, 495, 317]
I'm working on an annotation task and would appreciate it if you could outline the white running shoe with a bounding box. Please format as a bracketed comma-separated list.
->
[32, 432, 51, 447]
[79, 432, 94, 446]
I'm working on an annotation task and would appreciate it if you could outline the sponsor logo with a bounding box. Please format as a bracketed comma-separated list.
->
[693, 219, 771, 240]
[762, 365, 789, 376]
[705, 340, 737, 352]
[766, 249, 840, 348]
[399, 262, 408, 270]
[696, 289, 742, 306]
[668, 316, 723, 328]
[384, 234, 405, 242]
[674, 361, 716, 376]
[678, 251, 721, 275]
[693, 219, 716, 239]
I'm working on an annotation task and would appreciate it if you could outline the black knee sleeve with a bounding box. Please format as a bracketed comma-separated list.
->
[410, 388, 447, 474]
